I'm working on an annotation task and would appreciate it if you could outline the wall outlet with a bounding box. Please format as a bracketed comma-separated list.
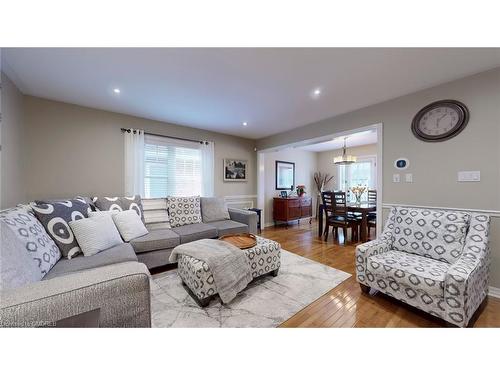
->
[458, 171, 480, 182]
[393, 174, 400, 183]
[405, 173, 413, 183]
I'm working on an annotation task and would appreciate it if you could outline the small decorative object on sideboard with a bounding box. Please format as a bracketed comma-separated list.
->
[296, 185, 306, 197]
[350, 185, 366, 204]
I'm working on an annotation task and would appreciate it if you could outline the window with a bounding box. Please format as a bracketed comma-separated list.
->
[144, 135, 202, 198]
[338, 156, 376, 202]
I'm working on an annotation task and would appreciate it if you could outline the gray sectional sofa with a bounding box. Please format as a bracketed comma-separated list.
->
[0, 196, 257, 327]
[135, 206, 257, 268]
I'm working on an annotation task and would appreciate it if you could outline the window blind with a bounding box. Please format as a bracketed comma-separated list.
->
[144, 135, 202, 198]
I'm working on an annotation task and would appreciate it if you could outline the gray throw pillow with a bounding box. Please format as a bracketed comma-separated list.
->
[0, 207, 61, 281]
[200, 197, 230, 222]
[93, 195, 145, 223]
[31, 199, 91, 259]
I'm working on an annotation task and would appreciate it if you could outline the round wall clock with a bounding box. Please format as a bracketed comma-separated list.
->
[411, 100, 469, 142]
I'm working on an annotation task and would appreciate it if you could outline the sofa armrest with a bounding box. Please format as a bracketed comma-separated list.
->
[355, 239, 392, 285]
[355, 207, 396, 285]
[0, 261, 151, 328]
[444, 214, 490, 327]
[228, 208, 258, 234]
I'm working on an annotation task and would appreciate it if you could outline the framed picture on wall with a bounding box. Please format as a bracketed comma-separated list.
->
[223, 159, 248, 181]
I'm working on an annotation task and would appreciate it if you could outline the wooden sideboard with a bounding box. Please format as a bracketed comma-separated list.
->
[273, 196, 312, 226]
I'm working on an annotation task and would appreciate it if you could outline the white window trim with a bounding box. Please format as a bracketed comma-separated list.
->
[338, 154, 377, 200]
[143, 134, 204, 198]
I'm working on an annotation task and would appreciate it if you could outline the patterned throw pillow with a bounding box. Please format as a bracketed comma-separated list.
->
[93, 195, 145, 223]
[0, 206, 61, 277]
[391, 207, 470, 264]
[167, 196, 202, 228]
[31, 199, 91, 259]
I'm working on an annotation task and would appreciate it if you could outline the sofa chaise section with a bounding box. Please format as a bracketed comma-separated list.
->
[1, 261, 151, 328]
[44, 243, 138, 279]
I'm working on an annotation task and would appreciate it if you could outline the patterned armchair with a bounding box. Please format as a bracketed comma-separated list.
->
[356, 206, 490, 327]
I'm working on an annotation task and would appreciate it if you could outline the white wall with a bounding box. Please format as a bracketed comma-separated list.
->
[257, 67, 500, 287]
[262, 148, 317, 227]
[317, 143, 377, 190]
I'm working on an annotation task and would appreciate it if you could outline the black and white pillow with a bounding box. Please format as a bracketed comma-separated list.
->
[0, 206, 61, 278]
[31, 199, 91, 259]
[167, 196, 202, 228]
[93, 195, 145, 223]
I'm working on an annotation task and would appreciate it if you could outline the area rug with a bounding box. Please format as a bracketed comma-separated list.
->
[150, 250, 351, 327]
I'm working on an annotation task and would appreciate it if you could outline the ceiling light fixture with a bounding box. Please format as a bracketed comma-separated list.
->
[311, 88, 322, 98]
[113, 88, 121, 94]
[242, 122, 248, 126]
[333, 137, 357, 165]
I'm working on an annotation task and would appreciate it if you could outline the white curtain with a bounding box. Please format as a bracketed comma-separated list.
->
[200, 141, 215, 197]
[124, 129, 145, 197]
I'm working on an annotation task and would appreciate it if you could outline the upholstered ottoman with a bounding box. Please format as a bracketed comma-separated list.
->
[177, 236, 281, 307]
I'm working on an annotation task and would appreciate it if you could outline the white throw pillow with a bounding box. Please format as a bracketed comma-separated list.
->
[112, 210, 149, 242]
[69, 215, 123, 257]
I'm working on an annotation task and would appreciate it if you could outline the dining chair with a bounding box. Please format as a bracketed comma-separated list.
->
[367, 189, 377, 221]
[367, 189, 377, 203]
[321, 191, 359, 243]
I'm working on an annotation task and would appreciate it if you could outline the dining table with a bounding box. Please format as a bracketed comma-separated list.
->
[318, 202, 377, 242]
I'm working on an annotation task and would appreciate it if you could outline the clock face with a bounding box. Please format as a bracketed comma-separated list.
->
[418, 106, 459, 136]
[411, 100, 469, 142]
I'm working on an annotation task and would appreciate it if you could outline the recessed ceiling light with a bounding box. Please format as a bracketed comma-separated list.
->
[113, 88, 121, 94]
[310, 88, 322, 99]
[242, 122, 248, 126]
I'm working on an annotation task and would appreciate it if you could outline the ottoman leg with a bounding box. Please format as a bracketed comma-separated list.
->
[271, 268, 279, 277]
[181, 281, 213, 308]
[197, 296, 212, 308]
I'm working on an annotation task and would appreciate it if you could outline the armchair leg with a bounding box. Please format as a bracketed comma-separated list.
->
[359, 283, 370, 294]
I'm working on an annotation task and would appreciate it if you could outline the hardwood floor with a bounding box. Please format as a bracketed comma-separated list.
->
[259, 220, 500, 328]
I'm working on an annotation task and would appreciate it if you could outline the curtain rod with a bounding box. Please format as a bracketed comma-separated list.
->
[120, 128, 209, 145]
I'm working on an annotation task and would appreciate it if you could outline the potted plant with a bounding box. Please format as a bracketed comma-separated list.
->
[296, 185, 306, 197]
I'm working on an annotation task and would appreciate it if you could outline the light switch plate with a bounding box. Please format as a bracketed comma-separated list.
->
[393, 174, 400, 183]
[458, 171, 480, 182]
[405, 173, 413, 183]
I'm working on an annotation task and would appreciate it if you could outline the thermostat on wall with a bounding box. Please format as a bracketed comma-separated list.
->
[394, 158, 409, 170]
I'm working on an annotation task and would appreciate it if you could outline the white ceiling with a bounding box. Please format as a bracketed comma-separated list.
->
[297, 130, 377, 152]
[3, 48, 500, 139]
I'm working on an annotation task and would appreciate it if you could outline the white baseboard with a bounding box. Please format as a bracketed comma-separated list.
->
[489, 286, 500, 299]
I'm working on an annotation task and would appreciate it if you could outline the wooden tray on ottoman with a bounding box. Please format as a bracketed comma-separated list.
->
[219, 233, 257, 249]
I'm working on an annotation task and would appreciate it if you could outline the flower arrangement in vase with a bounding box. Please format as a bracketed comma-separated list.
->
[350, 185, 367, 204]
[296, 185, 306, 197]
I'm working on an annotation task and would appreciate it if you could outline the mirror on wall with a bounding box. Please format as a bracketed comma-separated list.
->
[275, 160, 295, 190]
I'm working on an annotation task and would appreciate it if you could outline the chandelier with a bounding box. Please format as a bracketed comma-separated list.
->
[333, 137, 357, 165]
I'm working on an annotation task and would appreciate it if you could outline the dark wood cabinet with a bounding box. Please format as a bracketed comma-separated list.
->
[273, 196, 312, 226]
